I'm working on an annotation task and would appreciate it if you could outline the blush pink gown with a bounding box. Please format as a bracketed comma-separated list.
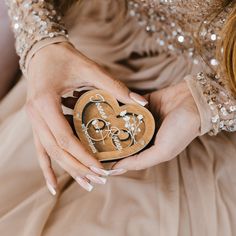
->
[0, 1, 236, 235]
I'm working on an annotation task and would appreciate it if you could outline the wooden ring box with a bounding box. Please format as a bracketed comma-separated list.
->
[73, 90, 155, 162]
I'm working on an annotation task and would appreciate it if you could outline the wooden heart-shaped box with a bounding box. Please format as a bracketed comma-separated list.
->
[73, 90, 155, 162]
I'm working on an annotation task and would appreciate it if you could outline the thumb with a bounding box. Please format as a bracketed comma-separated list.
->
[93, 69, 148, 106]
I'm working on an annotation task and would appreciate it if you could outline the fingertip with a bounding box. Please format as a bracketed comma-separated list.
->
[89, 166, 110, 176]
[45, 166, 58, 189]
[112, 154, 144, 171]
[51, 173, 58, 188]
[129, 92, 148, 106]
[86, 157, 105, 170]
[111, 158, 129, 171]
[107, 168, 127, 176]
[46, 180, 57, 196]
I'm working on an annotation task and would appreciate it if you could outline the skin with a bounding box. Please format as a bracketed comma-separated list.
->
[26, 41, 201, 191]
[25, 42, 148, 192]
[112, 81, 201, 171]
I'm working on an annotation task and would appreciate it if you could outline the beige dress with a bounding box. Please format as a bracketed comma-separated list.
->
[1, 1, 236, 235]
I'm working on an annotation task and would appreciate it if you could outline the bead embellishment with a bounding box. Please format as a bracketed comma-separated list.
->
[6, 0, 236, 137]
[5, 0, 68, 71]
[128, 0, 231, 67]
[195, 72, 236, 135]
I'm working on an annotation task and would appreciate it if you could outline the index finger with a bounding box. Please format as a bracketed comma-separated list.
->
[34, 92, 105, 170]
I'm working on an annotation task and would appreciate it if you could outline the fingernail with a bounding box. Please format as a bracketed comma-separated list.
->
[108, 169, 127, 176]
[129, 92, 148, 106]
[46, 181, 56, 196]
[89, 166, 110, 176]
[76, 176, 94, 192]
[86, 174, 107, 185]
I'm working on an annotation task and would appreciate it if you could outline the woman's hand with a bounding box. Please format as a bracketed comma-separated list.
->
[25, 42, 147, 194]
[112, 81, 201, 171]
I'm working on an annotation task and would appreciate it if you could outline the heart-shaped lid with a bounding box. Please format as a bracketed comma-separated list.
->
[73, 90, 155, 162]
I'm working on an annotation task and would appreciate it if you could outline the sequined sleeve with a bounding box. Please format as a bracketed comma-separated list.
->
[185, 72, 236, 136]
[5, 0, 69, 74]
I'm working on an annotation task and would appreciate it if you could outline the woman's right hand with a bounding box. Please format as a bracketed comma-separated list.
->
[25, 42, 147, 194]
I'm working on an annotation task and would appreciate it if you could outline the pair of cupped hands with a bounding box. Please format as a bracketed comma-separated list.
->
[26, 42, 200, 195]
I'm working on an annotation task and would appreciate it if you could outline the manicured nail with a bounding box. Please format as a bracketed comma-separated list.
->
[76, 177, 94, 192]
[108, 169, 127, 176]
[89, 166, 110, 176]
[86, 175, 107, 185]
[46, 181, 56, 196]
[129, 92, 148, 106]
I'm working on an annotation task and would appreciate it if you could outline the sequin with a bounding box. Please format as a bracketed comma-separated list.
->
[194, 72, 236, 135]
[210, 59, 219, 66]
[211, 34, 217, 41]
[5, 0, 68, 71]
[177, 35, 184, 43]
[128, 0, 232, 65]
[5, 0, 236, 136]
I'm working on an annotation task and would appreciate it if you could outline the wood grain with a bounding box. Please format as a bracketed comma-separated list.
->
[73, 90, 155, 162]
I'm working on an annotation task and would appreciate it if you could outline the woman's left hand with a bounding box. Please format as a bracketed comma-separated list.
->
[112, 81, 201, 171]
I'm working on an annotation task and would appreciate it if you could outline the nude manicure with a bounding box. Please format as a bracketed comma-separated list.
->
[86, 175, 107, 184]
[129, 92, 148, 107]
[108, 169, 127, 176]
[46, 181, 56, 196]
[89, 166, 110, 176]
[76, 176, 94, 192]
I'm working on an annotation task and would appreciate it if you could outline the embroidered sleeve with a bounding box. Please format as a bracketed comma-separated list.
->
[191, 72, 236, 136]
[5, 0, 69, 73]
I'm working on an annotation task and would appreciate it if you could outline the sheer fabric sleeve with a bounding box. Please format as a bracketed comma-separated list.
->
[183, 3, 236, 136]
[185, 72, 236, 136]
[5, 0, 69, 75]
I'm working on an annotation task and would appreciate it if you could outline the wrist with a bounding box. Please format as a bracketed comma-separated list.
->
[27, 41, 74, 78]
[25, 37, 71, 77]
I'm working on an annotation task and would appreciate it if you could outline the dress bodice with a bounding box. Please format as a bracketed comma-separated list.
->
[5, 0, 236, 135]
[128, 0, 231, 67]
